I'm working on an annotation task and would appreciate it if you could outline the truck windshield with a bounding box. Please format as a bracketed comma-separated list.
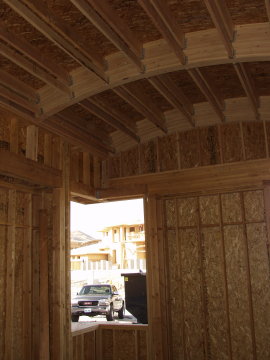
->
[79, 285, 111, 295]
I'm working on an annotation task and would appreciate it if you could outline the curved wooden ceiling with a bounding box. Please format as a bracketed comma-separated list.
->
[0, 0, 270, 157]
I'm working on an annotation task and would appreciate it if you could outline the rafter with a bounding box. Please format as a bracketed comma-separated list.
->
[203, 0, 235, 58]
[233, 63, 260, 119]
[46, 116, 114, 157]
[70, 0, 144, 72]
[266, 1, 270, 21]
[0, 42, 71, 95]
[0, 84, 41, 114]
[4, 0, 108, 82]
[0, 70, 40, 105]
[0, 94, 35, 119]
[138, 0, 186, 64]
[0, 23, 71, 86]
[148, 75, 195, 127]
[80, 99, 140, 143]
[58, 108, 112, 146]
[114, 84, 167, 133]
[188, 68, 225, 122]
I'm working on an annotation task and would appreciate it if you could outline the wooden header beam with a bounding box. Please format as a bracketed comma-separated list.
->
[114, 84, 167, 133]
[70, 0, 144, 72]
[0, 149, 62, 188]
[148, 74, 195, 127]
[203, 0, 235, 58]
[4, 0, 108, 82]
[138, 0, 186, 64]
[188, 68, 225, 122]
[80, 99, 140, 143]
[233, 63, 260, 119]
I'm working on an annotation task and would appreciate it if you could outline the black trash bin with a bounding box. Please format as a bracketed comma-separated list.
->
[121, 272, 148, 324]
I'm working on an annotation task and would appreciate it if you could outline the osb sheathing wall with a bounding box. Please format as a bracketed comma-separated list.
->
[72, 325, 148, 360]
[162, 190, 270, 359]
[106, 121, 270, 178]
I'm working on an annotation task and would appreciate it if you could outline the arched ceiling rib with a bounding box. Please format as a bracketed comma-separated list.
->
[0, 0, 270, 157]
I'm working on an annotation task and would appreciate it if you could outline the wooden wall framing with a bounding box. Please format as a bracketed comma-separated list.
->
[106, 120, 270, 180]
[144, 188, 270, 360]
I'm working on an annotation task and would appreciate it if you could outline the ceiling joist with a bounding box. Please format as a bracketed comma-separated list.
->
[80, 99, 140, 143]
[46, 116, 113, 157]
[266, 1, 270, 21]
[203, 0, 235, 58]
[114, 84, 167, 133]
[0, 23, 71, 87]
[148, 75, 195, 127]
[58, 108, 112, 147]
[0, 84, 41, 114]
[0, 42, 71, 95]
[0, 70, 40, 105]
[138, 0, 186, 65]
[70, 0, 144, 72]
[233, 63, 260, 119]
[188, 68, 225, 122]
[4, 0, 108, 82]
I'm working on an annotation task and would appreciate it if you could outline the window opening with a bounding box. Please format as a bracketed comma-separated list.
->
[70, 198, 146, 326]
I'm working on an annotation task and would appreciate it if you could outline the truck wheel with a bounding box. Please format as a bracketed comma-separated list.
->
[106, 305, 114, 321]
[118, 302, 125, 319]
[72, 315, 79, 322]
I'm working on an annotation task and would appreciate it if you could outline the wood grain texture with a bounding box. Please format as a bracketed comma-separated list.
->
[200, 195, 220, 226]
[179, 129, 200, 169]
[243, 190, 265, 222]
[202, 227, 230, 360]
[242, 122, 266, 160]
[140, 140, 157, 174]
[121, 147, 139, 177]
[177, 197, 198, 227]
[158, 134, 178, 172]
[180, 228, 205, 359]
[199, 126, 221, 166]
[223, 225, 253, 360]
[246, 223, 270, 360]
[220, 123, 244, 163]
[221, 193, 243, 224]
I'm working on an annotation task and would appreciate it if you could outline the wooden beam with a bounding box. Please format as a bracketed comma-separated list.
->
[0, 94, 35, 119]
[148, 75, 195, 127]
[0, 23, 71, 86]
[0, 84, 41, 114]
[138, 0, 186, 64]
[266, 1, 270, 21]
[233, 63, 260, 119]
[203, 0, 235, 58]
[0, 69, 40, 104]
[0, 42, 71, 95]
[70, 0, 144, 72]
[70, 181, 97, 202]
[4, 0, 108, 82]
[188, 68, 225, 122]
[37, 22, 270, 120]
[114, 84, 167, 133]
[26, 125, 39, 161]
[80, 99, 140, 143]
[45, 116, 114, 157]
[39, 210, 50, 360]
[0, 149, 62, 187]
[57, 109, 112, 146]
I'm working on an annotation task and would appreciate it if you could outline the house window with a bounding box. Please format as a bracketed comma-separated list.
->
[130, 226, 135, 232]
